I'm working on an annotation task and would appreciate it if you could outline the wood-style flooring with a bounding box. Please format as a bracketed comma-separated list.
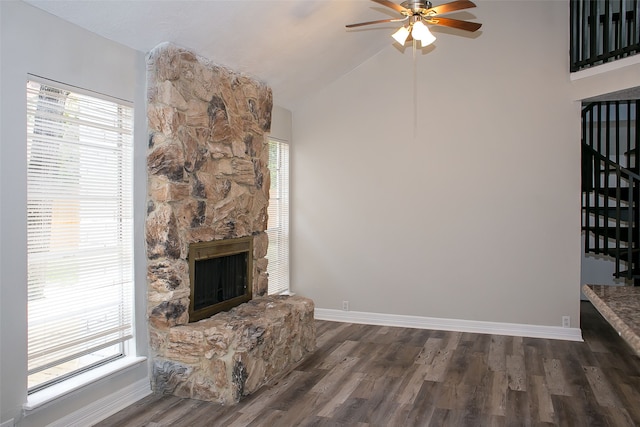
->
[95, 302, 640, 426]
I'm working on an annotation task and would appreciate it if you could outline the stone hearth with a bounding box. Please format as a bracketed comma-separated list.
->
[153, 295, 315, 403]
[145, 43, 315, 404]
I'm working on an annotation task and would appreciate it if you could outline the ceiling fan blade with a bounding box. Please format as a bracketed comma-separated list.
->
[346, 17, 407, 28]
[371, 0, 409, 14]
[427, 16, 482, 32]
[424, 0, 476, 16]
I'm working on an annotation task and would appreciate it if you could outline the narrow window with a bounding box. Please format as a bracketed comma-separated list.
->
[26, 79, 134, 392]
[266, 139, 290, 295]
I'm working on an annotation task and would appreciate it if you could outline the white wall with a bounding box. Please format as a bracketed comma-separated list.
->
[271, 105, 293, 142]
[292, 0, 584, 327]
[0, 2, 148, 425]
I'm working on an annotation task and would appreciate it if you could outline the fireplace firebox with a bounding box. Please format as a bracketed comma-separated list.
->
[188, 236, 253, 322]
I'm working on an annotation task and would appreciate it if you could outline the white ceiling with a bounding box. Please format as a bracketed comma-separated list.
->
[24, 0, 414, 109]
[584, 86, 640, 102]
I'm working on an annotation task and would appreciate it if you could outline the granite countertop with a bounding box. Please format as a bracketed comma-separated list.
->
[582, 284, 640, 357]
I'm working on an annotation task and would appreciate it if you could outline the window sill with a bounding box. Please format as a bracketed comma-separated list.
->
[24, 356, 147, 411]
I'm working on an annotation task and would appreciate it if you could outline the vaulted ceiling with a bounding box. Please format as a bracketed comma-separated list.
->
[24, 0, 419, 109]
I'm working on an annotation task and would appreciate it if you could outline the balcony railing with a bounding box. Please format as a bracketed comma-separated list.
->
[571, 0, 640, 72]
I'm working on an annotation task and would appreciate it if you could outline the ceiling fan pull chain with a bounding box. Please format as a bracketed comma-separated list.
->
[413, 38, 418, 136]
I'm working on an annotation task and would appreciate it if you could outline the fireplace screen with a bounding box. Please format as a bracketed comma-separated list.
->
[188, 236, 253, 322]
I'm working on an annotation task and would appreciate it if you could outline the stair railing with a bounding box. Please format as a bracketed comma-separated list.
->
[583, 144, 638, 278]
[571, 0, 639, 72]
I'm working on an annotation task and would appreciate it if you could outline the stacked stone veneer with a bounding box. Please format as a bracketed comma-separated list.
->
[145, 43, 315, 404]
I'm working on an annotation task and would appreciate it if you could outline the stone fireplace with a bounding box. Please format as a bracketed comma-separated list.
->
[145, 43, 315, 404]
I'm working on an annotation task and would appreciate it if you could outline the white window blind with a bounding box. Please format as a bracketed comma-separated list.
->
[26, 79, 134, 392]
[266, 139, 290, 295]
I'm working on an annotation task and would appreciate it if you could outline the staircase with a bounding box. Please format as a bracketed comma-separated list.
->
[582, 100, 640, 284]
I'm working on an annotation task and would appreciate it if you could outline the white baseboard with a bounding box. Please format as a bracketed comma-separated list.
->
[47, 377, 151, 427]
[315, 308, 583, 342]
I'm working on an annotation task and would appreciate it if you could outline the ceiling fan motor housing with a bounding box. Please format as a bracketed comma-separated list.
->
[401, 0, 432, 14]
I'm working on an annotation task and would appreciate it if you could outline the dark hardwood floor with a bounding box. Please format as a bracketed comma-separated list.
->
[96, 302, 640, 426]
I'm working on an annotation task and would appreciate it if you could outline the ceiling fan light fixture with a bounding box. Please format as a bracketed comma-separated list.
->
[420, 29, 436, 47]
[411, 20, 436, 46]
[391, 25, 411, 45]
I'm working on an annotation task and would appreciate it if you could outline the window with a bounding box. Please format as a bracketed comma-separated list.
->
[26, 79, 134, 392]
[266, 139, 290, 295]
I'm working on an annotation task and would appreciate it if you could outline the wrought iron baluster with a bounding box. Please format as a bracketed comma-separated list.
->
[571, 0, 639, 71]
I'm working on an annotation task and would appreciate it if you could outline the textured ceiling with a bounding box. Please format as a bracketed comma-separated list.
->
[24, 0, 408, 109]
[584, 86, 640, 103]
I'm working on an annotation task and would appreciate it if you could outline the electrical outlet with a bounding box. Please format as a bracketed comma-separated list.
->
[562, 316, 571, 328]
[342, 300, 349, 311]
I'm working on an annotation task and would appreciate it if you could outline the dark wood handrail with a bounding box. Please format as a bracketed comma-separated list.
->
[584, 145, 640, 182]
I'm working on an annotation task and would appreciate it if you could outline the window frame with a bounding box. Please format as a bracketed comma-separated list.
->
[266, 138, 290, 295]
[25, 76, 137, 395]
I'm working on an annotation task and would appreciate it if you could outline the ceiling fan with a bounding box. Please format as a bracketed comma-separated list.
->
[346, 0, 482, 47]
